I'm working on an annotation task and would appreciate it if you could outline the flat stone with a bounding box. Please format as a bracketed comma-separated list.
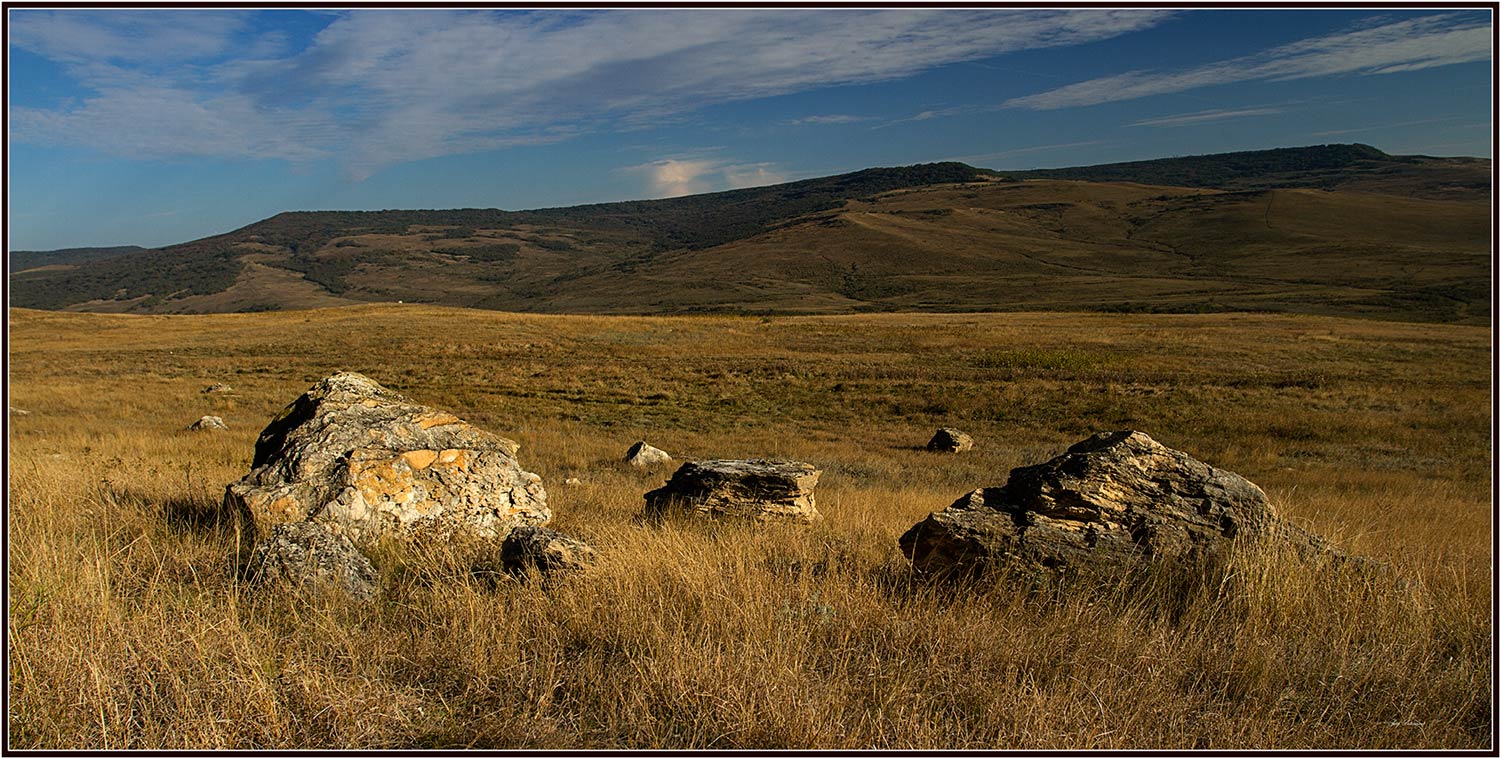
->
[644, 459, 821, 523]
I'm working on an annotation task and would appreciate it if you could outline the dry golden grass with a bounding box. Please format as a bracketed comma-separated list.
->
[6, 304, 1491, 749]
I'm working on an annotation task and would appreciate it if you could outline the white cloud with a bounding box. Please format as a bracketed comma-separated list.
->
[9, 8, 1175, 178]
[622, 158, 790, 197]
[1006, 13, 1491, 110]
[631, 159, 721, 197]
[1127, 107, 1284, 128]
[722, 163, 789, 190]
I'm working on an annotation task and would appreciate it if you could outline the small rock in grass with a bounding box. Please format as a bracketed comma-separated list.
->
[625, 440, 672, 468]
[927, 427, 974, 453]
[499, 525, 597, 577]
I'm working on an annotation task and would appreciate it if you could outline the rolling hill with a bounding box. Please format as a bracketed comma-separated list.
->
[8, 246, 149, 274]
[8, 144, 1490, 323]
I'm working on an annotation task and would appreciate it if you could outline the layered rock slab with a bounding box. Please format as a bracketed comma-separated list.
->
[224, 371, 549, 546]
[901, 430, 1319, 576]
[644, 459, 821, 523]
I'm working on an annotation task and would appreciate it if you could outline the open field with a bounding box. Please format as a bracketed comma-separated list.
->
[6, 304, 1491, 749]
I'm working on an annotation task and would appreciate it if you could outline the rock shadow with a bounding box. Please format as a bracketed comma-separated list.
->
[159, 493, 236, 536]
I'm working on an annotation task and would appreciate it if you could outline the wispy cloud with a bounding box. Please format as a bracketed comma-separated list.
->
[9, 9, 1175, 179]
[8, 10, 251, 64]
[871, 104, 990, 129]
[787, 114, 872, 126]
[1306, 116, 1469, 137]
[1006, 13, 1490, 110]
[1127, 107, 1284, 128]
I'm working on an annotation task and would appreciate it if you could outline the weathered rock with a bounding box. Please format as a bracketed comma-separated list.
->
[202, 383, 234, 394]
[9, 407, 30, 416]
[500, 525, 597, 577]
[927, 427, 974, 453]
[625, 440, 672, 468]
[223, 371, 549, 546]
[247, 521, 380, 601]
[188, 415, 229, 431]
[900, 430, 1321, 577]
[644, 459, 821, 523]
[564, 477, 583, 486]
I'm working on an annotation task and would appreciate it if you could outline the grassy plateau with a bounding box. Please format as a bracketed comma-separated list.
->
[5, 303, 1491, 749]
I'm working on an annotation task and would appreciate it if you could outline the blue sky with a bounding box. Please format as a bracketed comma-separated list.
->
[7, 8, 1493, 251]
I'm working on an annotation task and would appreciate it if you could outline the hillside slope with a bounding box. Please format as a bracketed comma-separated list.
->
[535, 181, 1487, 322]
[9, 162, 990, 312]
[9, 246, 149, 273]
[8, 146, 1490, 323]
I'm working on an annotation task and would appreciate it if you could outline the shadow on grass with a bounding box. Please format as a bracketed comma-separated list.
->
[160, 493, 235, 536]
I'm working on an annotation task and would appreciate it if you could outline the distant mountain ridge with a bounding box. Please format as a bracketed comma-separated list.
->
[234, 161, 992, 254]
[1001, 143, 1488, 199]
[8, 145, 1489, 323]
[9, 246, 149, 273]
[10, 162, 996, 309]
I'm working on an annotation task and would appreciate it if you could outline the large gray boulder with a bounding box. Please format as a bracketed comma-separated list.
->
[644, 459, 821, 523]
[224, 372, 549, 547]
[900, 430, 1323, 576]
[247, 522, 380, 601]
